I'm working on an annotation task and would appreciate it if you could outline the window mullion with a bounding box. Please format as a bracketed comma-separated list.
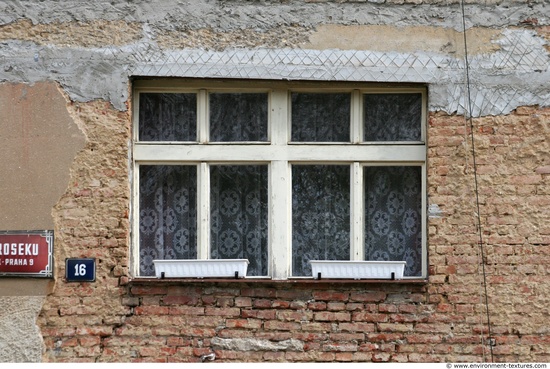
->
[271, 89, 288, 145]
[198, 89, 208, 143]
[270, 160, 291, 279]
[269, 89, 290, 279]
[351, 90, 362, 144]
[197, 163, 210, 259]
[351, 162, 363, 260]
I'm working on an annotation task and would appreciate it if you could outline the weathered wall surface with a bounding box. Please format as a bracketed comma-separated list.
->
[0, 82, 86, 362]
[0, 0, 548, 363]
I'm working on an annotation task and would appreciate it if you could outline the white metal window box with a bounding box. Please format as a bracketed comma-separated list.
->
[309, 260, 406, 280]
[153, 259, 249, 279]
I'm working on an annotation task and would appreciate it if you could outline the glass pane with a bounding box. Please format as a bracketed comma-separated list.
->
[210, 165, 268, 276]
[291, 93, 351, 142]
[139, 165, 197, 276]
[292, 165, 350, 276]
[364, 93, 422, 141]
[364, 166, 422, 277]
[209, 93, 268, 142]
[139, 93, 197, 141]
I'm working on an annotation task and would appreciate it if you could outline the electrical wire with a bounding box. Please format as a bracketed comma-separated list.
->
[459, 0, 495, 362]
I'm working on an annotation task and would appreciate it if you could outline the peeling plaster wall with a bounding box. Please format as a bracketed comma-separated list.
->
[0, 0, 548, 363]
[0, 1, 548, 115]
[0, 82, 86, 362]
[0, 296, 46, 362]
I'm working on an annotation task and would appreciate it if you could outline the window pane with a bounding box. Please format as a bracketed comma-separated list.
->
[139, 165, 197, 276]
[291, 93, 350, 142]
[364, 166, 422, 277]
[210, 165, 268, 276]
[364, 93, 422, 141]
[292, 165, 350, 276]
[139, 93, 197, 141]
[209, 93, 268, 142]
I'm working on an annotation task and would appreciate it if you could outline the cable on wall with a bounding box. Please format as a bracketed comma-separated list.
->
[459, 0, 495, 362]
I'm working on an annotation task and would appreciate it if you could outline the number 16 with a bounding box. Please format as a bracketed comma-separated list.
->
[74, 264, 86, 276]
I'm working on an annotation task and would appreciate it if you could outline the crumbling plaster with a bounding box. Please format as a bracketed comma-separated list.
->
[0, 81, 86, 363]
[0, 0, 548, 116]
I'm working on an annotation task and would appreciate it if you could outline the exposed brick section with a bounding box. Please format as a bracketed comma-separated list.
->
[36, 99, 550, 362]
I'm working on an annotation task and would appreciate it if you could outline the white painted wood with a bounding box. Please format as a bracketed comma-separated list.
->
[134, 144, 426, 163]
[351, 90, 362, 144]
[197, 163, 210, 259]
[351, 162, 363, 261]
[269, 160, 291, 279]
[270, 90, 288, 146]
[130, 164, 141, 276]
[198, 89, 208, 143]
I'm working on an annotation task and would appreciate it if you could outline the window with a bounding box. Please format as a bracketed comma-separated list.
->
[132, 80, 427, 279]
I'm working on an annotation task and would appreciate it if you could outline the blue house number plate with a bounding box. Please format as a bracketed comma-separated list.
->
[65, 258, 96, 282]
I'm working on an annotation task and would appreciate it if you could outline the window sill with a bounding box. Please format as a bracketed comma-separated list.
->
[127, 277, 428, 285]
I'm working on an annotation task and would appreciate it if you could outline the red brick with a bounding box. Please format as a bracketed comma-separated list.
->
[277, 310, 313, 322]
[204, 307, 240, 317]
[351, 312, 388, 322]
[241, 309, 276, 320]
[322, 342, 358, 352]
[253, 299, 272, 308]
[312, 291, 349, 301]
[130, 286, 168, 295]
[272, 300, 291, 309]
[225, 319, 262, 329]
[350, 292, 386, 303]
[314, 311, 351, 322]
[264, 320, 301, 331]
[241, 288, 277, 298]
[263, 352, 286, 362]
[162, 296, 199, 305]
[233, 297, 252, 307]
[327, 302, 346, 311]
[339, 322, 375, 333]
[308, 301, 327, 310]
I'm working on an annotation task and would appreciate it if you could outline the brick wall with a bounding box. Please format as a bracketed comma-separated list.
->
[37, 103, 550, 362]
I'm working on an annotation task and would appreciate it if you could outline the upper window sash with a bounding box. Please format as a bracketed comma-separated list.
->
[133, 86, 427, 145]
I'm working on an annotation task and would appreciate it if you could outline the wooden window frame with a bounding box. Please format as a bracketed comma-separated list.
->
[131, 79, 427, 280]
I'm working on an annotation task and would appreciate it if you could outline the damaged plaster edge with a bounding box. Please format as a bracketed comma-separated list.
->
[1, 27, 549, 116]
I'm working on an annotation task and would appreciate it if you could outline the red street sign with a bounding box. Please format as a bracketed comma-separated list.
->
[0, 230, 53, 277]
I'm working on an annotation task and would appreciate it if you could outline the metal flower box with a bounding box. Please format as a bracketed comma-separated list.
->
[309, 260, 406, 280]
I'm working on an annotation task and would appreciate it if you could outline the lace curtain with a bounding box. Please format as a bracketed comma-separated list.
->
[365, 166, 422, 276]
[209, 93, 268, 142]
[139, 165, 197, 276]
[139, 93, 196, 141]
[364, 93, 422, 142]
[292, 165, 351, 276]
[210, 165, 268, 276]
[291, 93, 350, 142]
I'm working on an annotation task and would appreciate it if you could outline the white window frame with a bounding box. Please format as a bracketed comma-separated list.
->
[131, 79, 427, 280]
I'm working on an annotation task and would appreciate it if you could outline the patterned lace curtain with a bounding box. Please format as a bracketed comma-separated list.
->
[291, 93, 350, 142]
[139, 165, 197, 276]
[209, 93, 268, 142]
[139, 93, 197, 141]
[365, 166, 422, 276]
[210, 165, 268, 276]
[364, 93, 422, 142]
[292, 165, 351, 276]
